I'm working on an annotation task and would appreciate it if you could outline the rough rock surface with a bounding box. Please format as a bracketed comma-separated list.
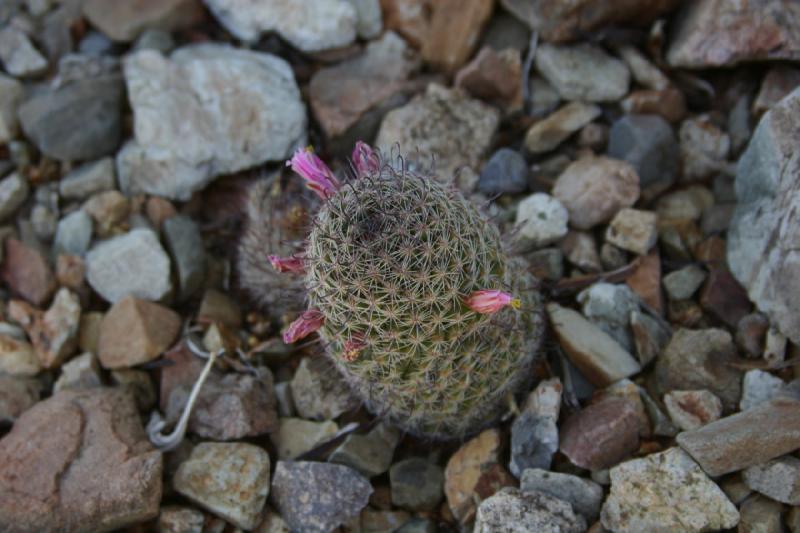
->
[475, 487, 586, 533]
[728, 87, 800, 344]
[0, 389, 162, 532]
[120, 44, 306, 200]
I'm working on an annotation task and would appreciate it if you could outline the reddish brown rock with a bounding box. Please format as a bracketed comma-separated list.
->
[455, 46, 523, 110]
[677, 397, 800, 477]
[55, 254, 86, 292]
[145, 196, 177, 229]
[444, 428, 503, 524]
[753, 66, 800, 117]
[421, 0, 494, 73]
[0, 388, 162, 532]
[667, 0, 800, 68]
[97, 296, 181, 369]
[621, 87, 687, 124]
[380, 0, 433, 48]
[1, 238, 56, 306]
[83, 0, 205, 42]
[663, 390, 723, 431]
[736, 313, 770, 358]
[560, 397, 640, 471]
[626, 251, 663, 314]
[699, 267, 752, 328]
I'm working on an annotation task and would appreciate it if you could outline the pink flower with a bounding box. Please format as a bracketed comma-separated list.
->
[342, 335, 367, 362]
[283, 309, 325, 343]
[352, 141, 379, 177]
[464, 290, 521, 314]
[268, 255, 305, 274]
[287, 147, 340, 199]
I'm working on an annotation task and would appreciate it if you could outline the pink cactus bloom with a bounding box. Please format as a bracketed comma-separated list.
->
[283, 309, 325, 344]
[352, 141, 380, 177]
[342, 335, 367, 362]
[268, 255, 305, 274]
[287, 147, 340, 199]
[464, 290, 522, 314]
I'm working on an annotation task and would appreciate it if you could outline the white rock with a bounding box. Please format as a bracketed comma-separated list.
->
[0, 26, 48, 77]
[0, 74, 23, 142]
[475, 487, 585, 533]
[344, 0, 382, 39]
[605, 208, 658, 256]
[535, 43, 630, 102]
[120, 44, 306, 200]
[53, 210, 93, 257]
[514, 193, 569, 249]
[86, 228, 172, 303]
[743, 455, 800, 505]
[601, 447, 740, 532]
[203, 0, 357, 51]
[740, 369, 785, 412]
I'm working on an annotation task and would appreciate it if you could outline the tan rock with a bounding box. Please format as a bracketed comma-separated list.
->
[380, 0, 433, 47]
[605, 208, 658, 255]
[444, 428, 502, 524]
[271, 418, 339, 459]
[455, 46, 523, 110]
[83, 0, 205, 42]
[422, 0, 494, 73]
[0, 333, 41, 376]
[626, 250, 663, 314]
[1, 238, 56, 306]
[524, 102, 601, 154]
[97, 296, 181, 369]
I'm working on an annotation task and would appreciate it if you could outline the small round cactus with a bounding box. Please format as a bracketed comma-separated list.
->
[247, 144, 545, 439]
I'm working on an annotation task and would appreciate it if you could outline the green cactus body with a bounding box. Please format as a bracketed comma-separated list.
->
[305, 161, 544, 439]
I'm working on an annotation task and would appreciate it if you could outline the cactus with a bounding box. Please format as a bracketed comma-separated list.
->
[259, 144, 544, 439]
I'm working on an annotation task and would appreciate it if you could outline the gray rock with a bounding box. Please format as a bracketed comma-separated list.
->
[679, 115, 730, 182]
[0, 172, 29, 222]
[738, 494, 783, 533]
[30, 204, 57, 242]
[744, 455, 800, 505]
[475, 487, 586, 533]
[524, 101, 600, 153]
[514, 193, 569, 250]
[608, 114, 679, 197]
[53, 352, 102, 392]
[601, 447, 739, 532]
[271, 418, 338, 460]
[0, 73, 23, 143]
[376, 84, 499, 182]
[740, 369, 785, 411]
[173, 442, 270, 531]
[162, 215, 205, 301]
[53, 209, 93, 257]
[396, 517, 437, 533]
[290, 356, 359, 421]
[86, 228, 172, 303]
[157, 506, 205, 533]
[120, 44, 306, 200]
[535, 43, 630, 102]
[58, 158, 116, 200]
[520, 468, 603, 522]
[479, 148, 528, 195]
[343, 0, 382, 39]
[561, 231, 601, 272]
[523, 247, 564, 281]
[655, 328, 742, 411]
[390, 457, 444, 512]
[328, 422, 400, 478]
[0, 375, 41, 423]
[0, 25, 48, 77]
[728, 87, 800, 344]
[663, 265, 707, 301]
[271, 461, 372, 533]
[577, 282, 640, 344]
[133, 29, 176, 53]
[203, 0, 357, 51]
[509, 413, 559, 476]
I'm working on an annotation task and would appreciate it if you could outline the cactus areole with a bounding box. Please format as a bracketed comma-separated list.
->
[261, 144, 544, 439]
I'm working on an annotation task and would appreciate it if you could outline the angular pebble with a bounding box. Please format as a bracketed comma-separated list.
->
[1, 238, 56, 306]
[520, 468, 603, 522]
[58, 158, 116, 200]
[524, 101, 600, 153]
[475, 487, 586, 533]
[0, 375, 40, 423]
[329, 422, 400, 478]
[53, 210, 93, 257]
[0, 172, 29, 222]
[290, 356, 359, 421]
[0, 74, 23, 143]
[163, 215, 205, 301]
[743, 455, 800, 505]
[664, 390, 723, 431]
[0, 26, 48, 77]
[478, 148, 528, 195]
[390, 457, 444, 511]
[514, 193, 569, 250]
[445, 428, 502, 524]
[535, 43, 630, 102]
[606, 208, 658, 255]
[663, 264, 707, 301]
[272, 418, 338, 460]
[740, 369, 785, 411]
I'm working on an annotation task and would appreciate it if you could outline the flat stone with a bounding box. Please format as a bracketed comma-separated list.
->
[0, 388, 162, 532]
[120, 44, 306, 200]
[173, 442, 270, 530]
[606, 208, 658, 255]
[0, 26, 48, 77]
[97, 296, 181, 369]
[203, 0, 357, 50]
[162, 215, 205, 302]
[553, 156, 640, 230]
[83, 0, 204, 42]
[290, 356, 359, 421]
[0, 74, 23, 143]
[728, 87, 800, 344]
[1, 237, 56, 306]
[390, 457, 444, 511]
[655, 328, 742, 411]
[520, 468, 603, 522]
[478, 148, 528, 195]
[157, 506, 205, 533]
[741, 370, 785, 411]
[86, 229, 172, 303]
[455, 46, 523, 110]
[630, 310, 671, 366]
[444, 428, 503, 524]
[475, 487, 586, 533]
[738, 494, 783, 533]
[743, 455, 800, 504]
[421, 0, 494, 73]
[58, 158, 116, 200]
[514, 193, 569, 250]
[679, 115, 730, 182]
[272, 418, 338, 460]
[667, 0, 800, 68]
[664, 390, 723, 431]
[535, 43, 630, 102]
[509, 383, 561, 475]
[271, 461, 372, 533]
[376, 83, 499, 181]
[53, 210, 93, 257]
[547, 303, 641, 387]
[601, 447, 739, 532]
[18, 75, 123, 161]
[0, 172, 29, 223]
[677, 397, 800, 477]
[328, 422, 400, 478]
[53, 351, 102, 392]
[0, 375, 40, 423]
[310, 32, 418, 139]
[663, 264, 707, 301]
[524, 101, 601, 154]
[559, 396, 640, 471]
